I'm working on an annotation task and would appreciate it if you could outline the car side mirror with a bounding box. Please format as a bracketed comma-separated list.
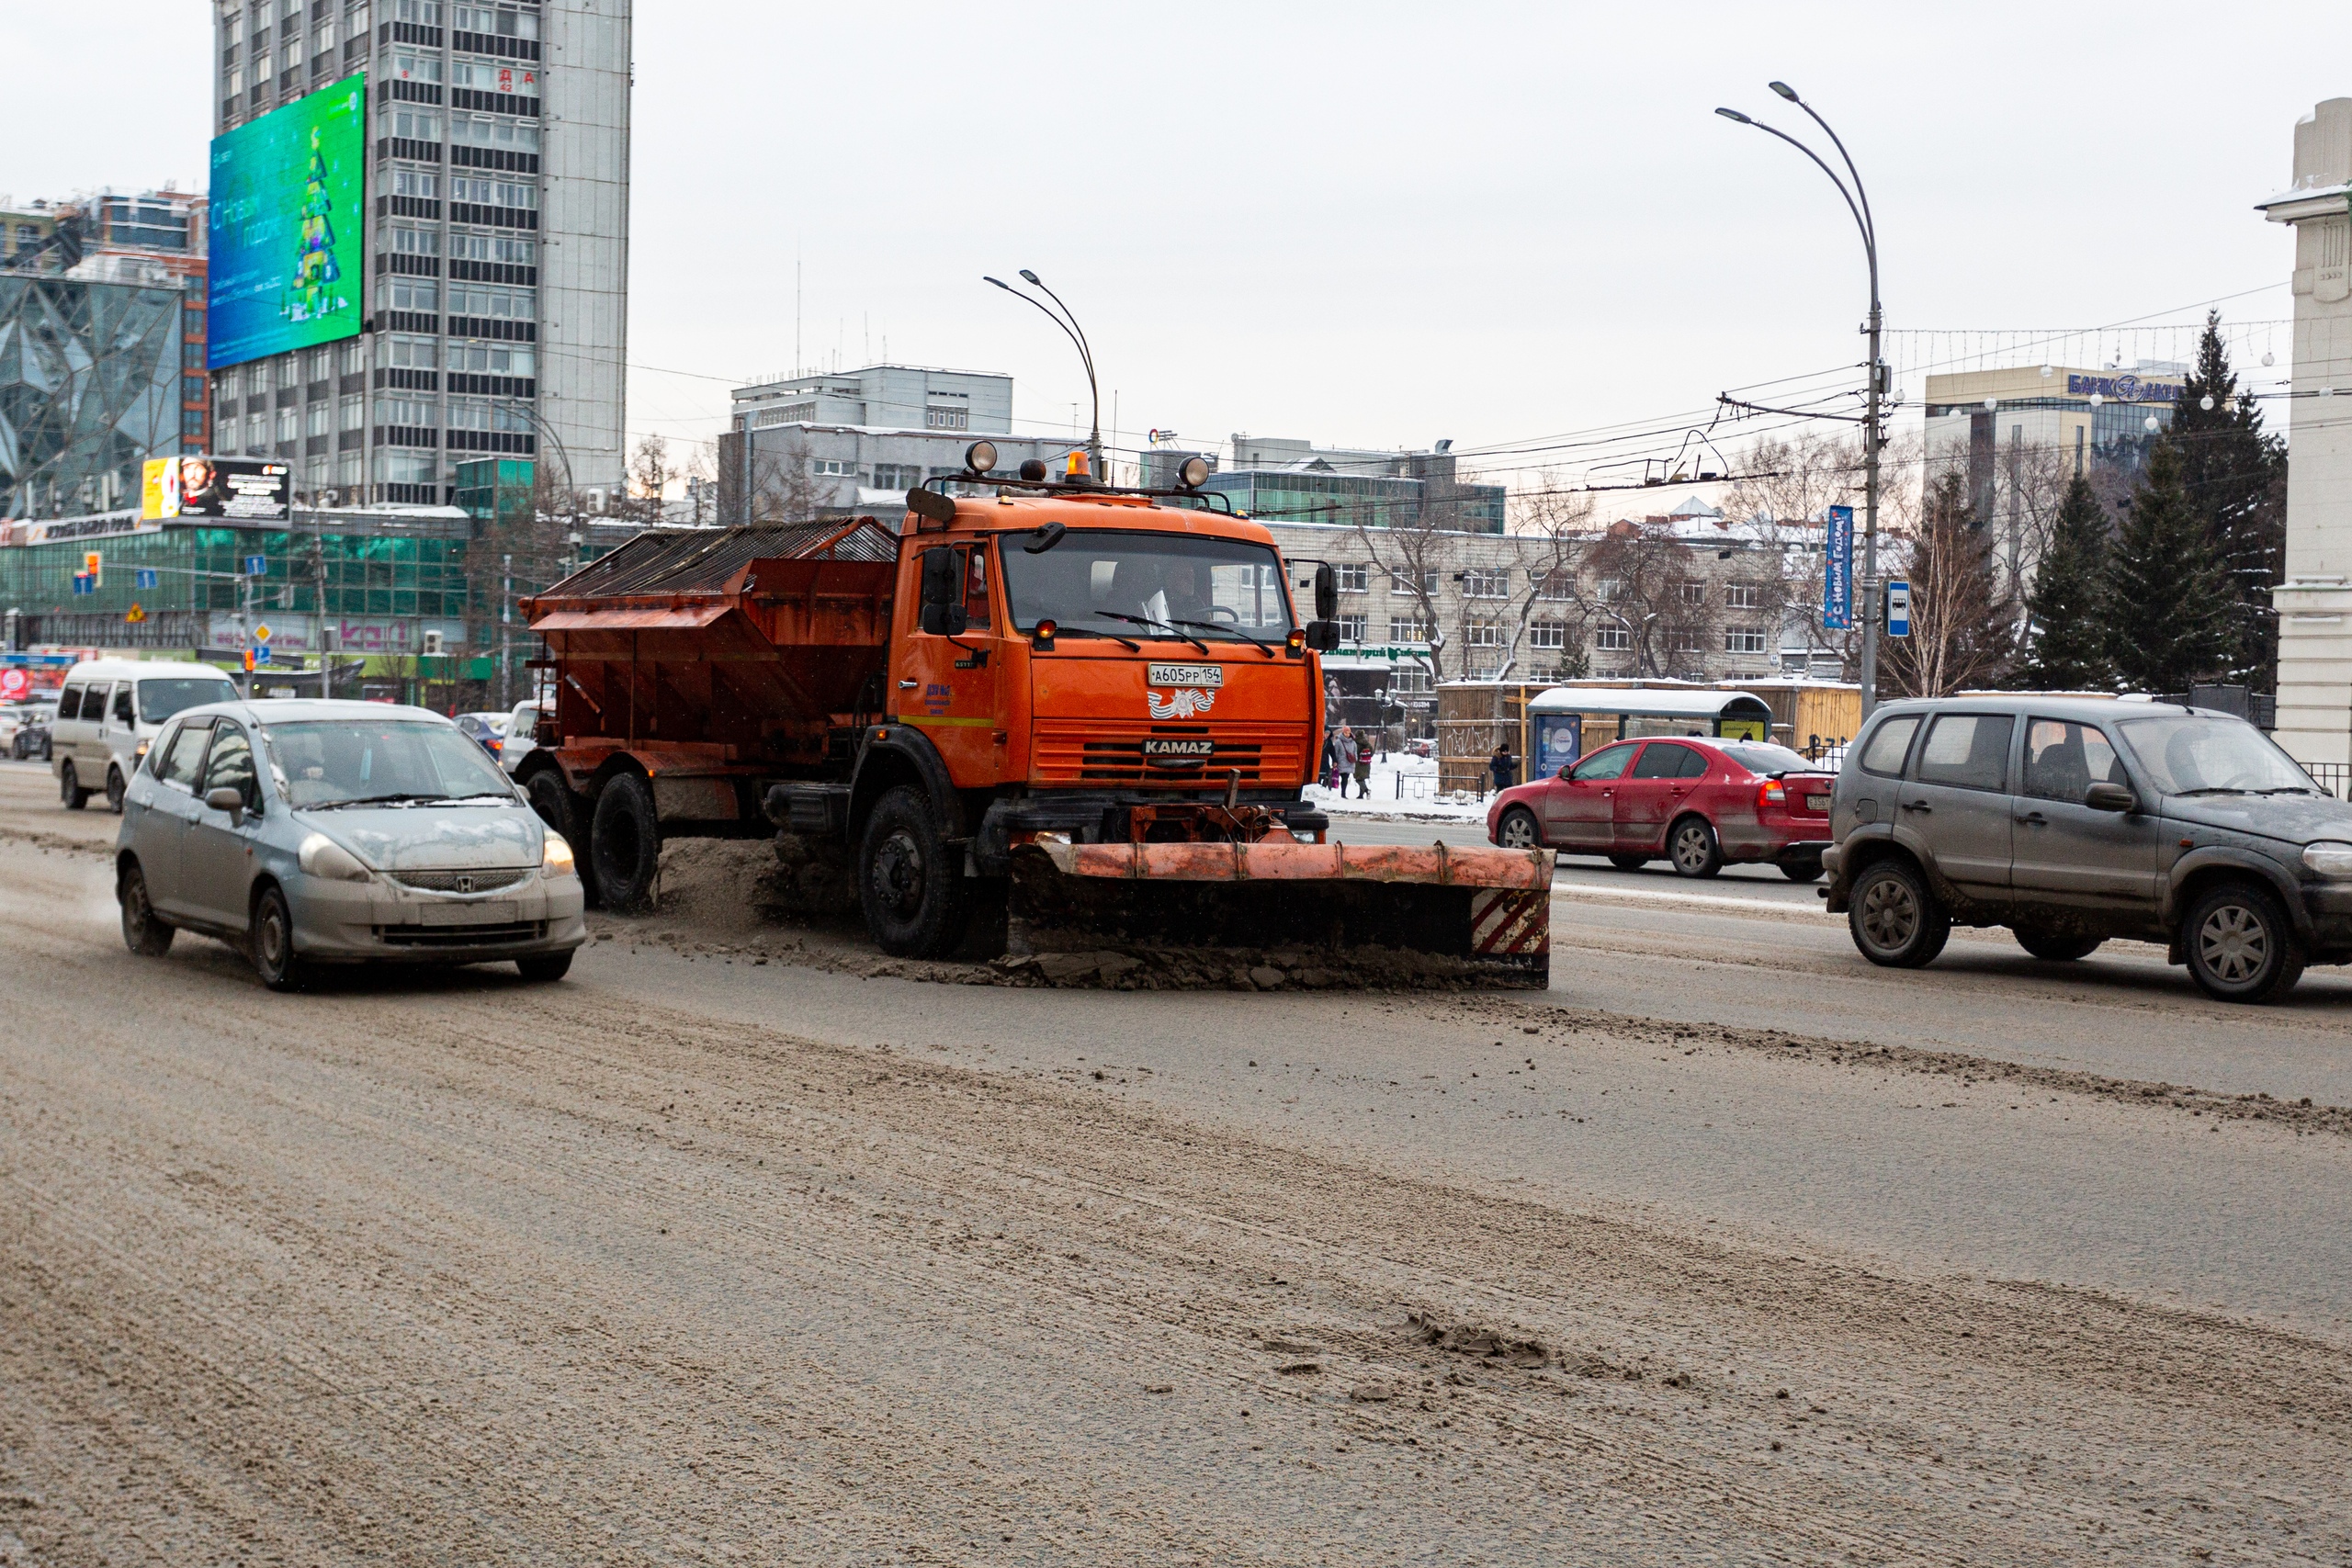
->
[917, 549, 967, 637]
[205, 785, 247, 826]
[2084, 781, 2135, 813]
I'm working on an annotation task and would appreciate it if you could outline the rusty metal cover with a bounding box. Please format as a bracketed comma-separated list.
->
[540, 517, 898, 600]
[1033, 840, 1554, 888]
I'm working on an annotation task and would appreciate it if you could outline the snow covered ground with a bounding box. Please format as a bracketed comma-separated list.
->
[1300, 750, 1499, 822]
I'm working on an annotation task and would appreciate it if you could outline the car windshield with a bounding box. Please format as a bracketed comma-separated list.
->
[261, 719, 518, 808]
[2115, 715, 2316, 796]
[1719, 742, 1816, 776]
[136, 676, 237, 722]
[996, 528, 1295, 645]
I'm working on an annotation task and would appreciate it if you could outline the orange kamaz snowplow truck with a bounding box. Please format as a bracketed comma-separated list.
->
[516, 446, 1552, 980]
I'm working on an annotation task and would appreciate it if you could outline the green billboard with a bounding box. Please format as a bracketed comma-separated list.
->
[208, 73, 367, 370]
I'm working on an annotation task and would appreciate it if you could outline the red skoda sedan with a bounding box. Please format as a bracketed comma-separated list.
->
[1486, 736, 1838, 880]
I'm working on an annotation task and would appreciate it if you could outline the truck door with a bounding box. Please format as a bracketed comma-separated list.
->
[893, 540, 1003, 785]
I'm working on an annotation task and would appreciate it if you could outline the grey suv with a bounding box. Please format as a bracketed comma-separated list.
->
[1822, 695, 2352, 1003]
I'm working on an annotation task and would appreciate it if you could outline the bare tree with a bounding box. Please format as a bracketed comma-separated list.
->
[1349, 498, 1456, 683]
[1878, 472, 2019, 698]
[627, 433, 673, 523]
[747, 432, 831, 524]
[1550, 519, 1717, 681]
[1494, 474, 1594, 681]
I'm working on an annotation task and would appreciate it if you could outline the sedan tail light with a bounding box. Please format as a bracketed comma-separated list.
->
[1756, 778, 1786, 809]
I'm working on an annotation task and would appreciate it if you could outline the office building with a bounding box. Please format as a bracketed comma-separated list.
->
[1203, 435, 1507, 534]
[207, 0, 631, 510]
[1, 186, 211, 518]
[718, 364, 1078, 519]
[1924, 362, 2184, 509]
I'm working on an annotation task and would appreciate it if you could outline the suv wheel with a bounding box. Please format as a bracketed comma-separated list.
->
[1668, 816, 1724, 879]
[1848, 858, 1951, 968]
[2183, 882, 2304, 1004]
[1495, 807, 1540, 850]
[2016, 928, 2101, 963]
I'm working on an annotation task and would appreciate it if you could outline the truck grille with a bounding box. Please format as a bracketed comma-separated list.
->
[1033, 721, 1307, 785]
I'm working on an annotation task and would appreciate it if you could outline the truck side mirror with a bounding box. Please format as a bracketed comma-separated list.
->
[1313, 562, 1338, 621]
[918, 548, 967, 637]
[1305, 621, 1342, 653]
[2083, 781, 2135, 813]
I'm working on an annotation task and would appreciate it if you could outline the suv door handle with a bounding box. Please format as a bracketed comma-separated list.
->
[1901, 801, 1931, 813]
[2016, 810, 2047, 825]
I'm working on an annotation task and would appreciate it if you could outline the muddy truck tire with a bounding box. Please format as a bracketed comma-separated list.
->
[858, 785, 969, 959]
[591, 773, 662, 913]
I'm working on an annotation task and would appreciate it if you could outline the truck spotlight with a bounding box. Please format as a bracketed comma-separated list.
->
[964, 440, 999, 475]
[1018, 458, 1048, 482]
[1177, 456, 1212, 490]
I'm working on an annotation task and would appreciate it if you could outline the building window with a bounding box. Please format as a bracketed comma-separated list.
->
[1724, 626, 1768, 654]
[183, 409, 208, 439]
[246, 412, 266, 449]
[871, 464, 923, 491]
[377, 396, 438, 427]
[1335, 563, 1369, 593]
[1533, 569, 1573, 601]
[1388, 615, 1433, 644]
[452, 3, 538, 36]
[308, 403, 331, 437]
[450, 118, 542, 154]
[1597, 578, 1625, 603]
[446, 283, 535, 319]
[336, 338, 363, 376]
[340, 395, 364, 431]
[923, 406, 968, 431]
[812, 458, 854, 478]
[449, 175, 537, 211]
[390, 51, 444, 83]
[390, 224, 441, 256]
[1338, 614, 1368, 642]
[447, 341, 533, 375]
[1395, 568, 1440, 597]
[1461, 568, 1510, 599]
[1679, 581, 1708, 605]
[1724, 582, 1761, 610]
[384, 107, 442, 141]
[1464, 621, 1502, 649]
[387, 333, 439, 368]
[1671, 629, 1706, 653]
[1529, 620, 1566, 649]
[379, 278, 439, 312]
[390, 166, 441, 199]
[184, 374, 209, 402]
[1595, 626, 1631, 650]
[450, 59, 540, 97]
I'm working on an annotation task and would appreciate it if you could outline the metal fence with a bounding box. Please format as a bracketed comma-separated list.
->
[2300, 761, 2352, 801]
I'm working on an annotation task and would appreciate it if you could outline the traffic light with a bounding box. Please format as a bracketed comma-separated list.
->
[82, 550, 102, 586]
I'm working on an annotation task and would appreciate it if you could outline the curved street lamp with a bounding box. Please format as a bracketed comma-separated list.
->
[984, 270, 1102, 480]
[1716, 83, 1886, 717]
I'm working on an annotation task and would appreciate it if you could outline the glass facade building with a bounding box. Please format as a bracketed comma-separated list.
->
[1202, 466, 1508, 534]
[0, 276, 194, 519]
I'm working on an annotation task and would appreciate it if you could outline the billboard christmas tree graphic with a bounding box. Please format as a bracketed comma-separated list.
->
[286, 125, 344, 324]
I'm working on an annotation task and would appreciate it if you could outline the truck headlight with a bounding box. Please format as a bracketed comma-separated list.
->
[298, 832, 372, 882]
[2302, 841, 2352, 878]
[542, 834, 577, 877]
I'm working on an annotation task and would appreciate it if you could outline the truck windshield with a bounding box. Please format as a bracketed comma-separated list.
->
[2114, 714, 2316, 796]
[997, 530, 1295, 645]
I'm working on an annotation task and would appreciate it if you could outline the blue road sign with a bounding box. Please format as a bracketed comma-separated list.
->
[1822, 504, 1853, 630]
[245, 555, 267, 577]
[1885, 580, 1912, 638]
[254, 641, 272, 665]
[135, 568, 160, 589]
[71, 573, 93, 596]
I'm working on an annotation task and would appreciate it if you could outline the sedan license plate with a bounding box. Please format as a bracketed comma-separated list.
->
[1804, 793, 1830, 813]
[420, 899, 518, 926]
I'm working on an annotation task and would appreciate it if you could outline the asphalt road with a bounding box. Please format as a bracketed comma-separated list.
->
[3, 761, 2348, 1562]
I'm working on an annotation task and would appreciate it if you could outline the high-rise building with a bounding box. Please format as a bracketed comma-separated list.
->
[206, 0, 630, 511]
[0, 186, 211, 517]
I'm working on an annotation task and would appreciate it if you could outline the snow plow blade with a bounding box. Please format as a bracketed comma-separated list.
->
[1006, 840, 1553, 986]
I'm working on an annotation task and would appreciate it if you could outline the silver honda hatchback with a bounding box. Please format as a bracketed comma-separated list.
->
[114, 699, 587, 990]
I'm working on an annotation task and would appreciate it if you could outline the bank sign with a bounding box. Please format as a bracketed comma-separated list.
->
[2064, 373, 2179, 404]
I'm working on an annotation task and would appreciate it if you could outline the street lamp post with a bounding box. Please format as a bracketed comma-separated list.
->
[1716, 83, 1885, 718]
[983, 270, 1103, 480]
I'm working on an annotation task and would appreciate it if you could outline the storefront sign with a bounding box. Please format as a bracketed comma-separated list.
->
[2064, 373, 2179, 404]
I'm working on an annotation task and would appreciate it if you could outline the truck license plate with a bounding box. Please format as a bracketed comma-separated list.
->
[1146, 663, 1222, 688]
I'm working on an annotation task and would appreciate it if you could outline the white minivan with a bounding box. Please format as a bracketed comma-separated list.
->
[51, 659, 239, 812]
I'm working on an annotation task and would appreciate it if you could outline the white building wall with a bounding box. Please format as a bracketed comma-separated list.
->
[539, 0, 632, 496]
[2263, 98, 2352, 765]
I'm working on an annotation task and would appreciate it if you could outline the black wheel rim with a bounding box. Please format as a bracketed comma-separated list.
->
[1859, 876, 1917, 952]
[873, 829, 925, 917]
[2197, 903, 2268, 985]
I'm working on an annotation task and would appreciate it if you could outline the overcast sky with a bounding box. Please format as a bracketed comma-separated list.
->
[6, 2, 2341, 491]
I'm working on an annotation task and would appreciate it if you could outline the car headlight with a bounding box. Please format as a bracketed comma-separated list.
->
[2302, 841, 2352, 878]
[298, 832, 372, 882]
[542, 833, 577, 877]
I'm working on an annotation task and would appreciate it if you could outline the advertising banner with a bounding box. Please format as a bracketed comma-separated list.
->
[1822, 504, 1854, 630]
[207, 73, 368, 370]
[141, 457, 291, 522]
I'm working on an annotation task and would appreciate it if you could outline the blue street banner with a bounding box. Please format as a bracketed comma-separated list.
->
[1822, 504, 1854, 630]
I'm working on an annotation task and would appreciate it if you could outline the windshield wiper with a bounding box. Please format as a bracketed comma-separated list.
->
[1162, 616, 1278, 658]
[2258, 785, 2319, 795]
[2172, 787, 2251, 797]
[1050, 621, 1143, 652]
[310, 791, 453, 809]
[1096, 612, 1210, 655]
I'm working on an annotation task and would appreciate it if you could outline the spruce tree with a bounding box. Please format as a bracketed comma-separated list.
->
[2103, 435, 2235, 694]
[2015, 474, 2111, 690]
[2168, 311, 2287, 683]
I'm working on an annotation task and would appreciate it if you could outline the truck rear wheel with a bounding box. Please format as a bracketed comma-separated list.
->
[858, 784, 968, 959]
[590, 773, 661, 913]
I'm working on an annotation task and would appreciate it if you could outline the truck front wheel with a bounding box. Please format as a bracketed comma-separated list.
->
[590, 773, 661, 913]
[858, 784, 968, 958]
